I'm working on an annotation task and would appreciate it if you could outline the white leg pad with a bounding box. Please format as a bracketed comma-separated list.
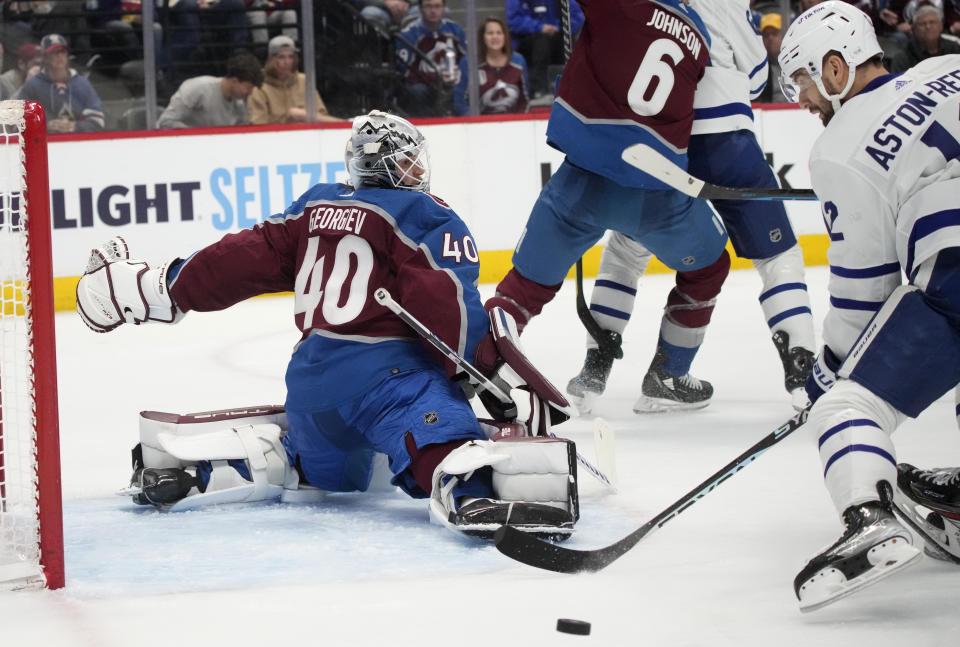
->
[429, 437, 578, 533]
[139, 405, 288, 468]
[164, 424, 294, 510]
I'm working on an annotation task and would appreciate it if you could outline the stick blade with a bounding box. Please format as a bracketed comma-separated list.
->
[494, 525, 607, 573]
[621, 143, 703, 198]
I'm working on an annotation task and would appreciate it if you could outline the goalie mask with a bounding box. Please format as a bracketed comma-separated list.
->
[778, 1, 882, 113]
[345, 110, 430, 192]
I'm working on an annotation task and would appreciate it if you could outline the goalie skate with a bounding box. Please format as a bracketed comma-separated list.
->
[633, 348, 712, 413]
[892, 463, 960, 564]
[794, 483, 921, 612]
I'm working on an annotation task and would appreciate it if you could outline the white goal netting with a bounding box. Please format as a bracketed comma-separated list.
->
[0, 100, 45, 589]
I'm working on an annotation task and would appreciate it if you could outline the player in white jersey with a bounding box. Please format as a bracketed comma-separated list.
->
[566, 0, 816, 414]
[780, 1, 960, 612]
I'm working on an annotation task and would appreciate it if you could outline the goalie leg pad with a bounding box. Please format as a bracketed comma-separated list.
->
[129, 406, 301, 510]
[429, 437, 579, 538]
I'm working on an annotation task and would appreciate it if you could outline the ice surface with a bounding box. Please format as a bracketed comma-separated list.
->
[3, 267, 959, 646]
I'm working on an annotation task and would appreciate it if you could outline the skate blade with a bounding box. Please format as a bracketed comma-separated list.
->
[568, 390, 599, 416]
[632, 395, 711, 414]
[798, 538, 922, 613]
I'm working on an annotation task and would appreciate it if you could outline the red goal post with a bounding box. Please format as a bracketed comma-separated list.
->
[0, 99, 64, 590]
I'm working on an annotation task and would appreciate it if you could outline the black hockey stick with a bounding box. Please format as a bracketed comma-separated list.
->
[373, 288, 616, 490]
[494, 406, 810, 572]
[554, 0, 623, 361]
[621, 143, 818, 201]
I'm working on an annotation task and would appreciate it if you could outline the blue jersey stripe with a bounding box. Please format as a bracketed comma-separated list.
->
[693, 103, 754, 121]
[767, 306, 812, 328]
[906, 208, 960, 277]
[594, 279, 638, 297]
[823, 444, 896, 476]
[818, 418, 882, 448]
[830, 262, 901, 279]
[759, 282, 808, 302]
[590, 303, 632, 321]
[829, 296, 883, 312]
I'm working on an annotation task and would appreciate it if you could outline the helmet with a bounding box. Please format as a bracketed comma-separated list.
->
[344, 110, 430, 192]
[778, 1, 882, 110]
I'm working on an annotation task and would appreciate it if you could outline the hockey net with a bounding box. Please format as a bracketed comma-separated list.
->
[0, 100, 63, 590]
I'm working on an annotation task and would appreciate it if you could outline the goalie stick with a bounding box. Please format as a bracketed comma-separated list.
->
[494, 406, 810, 572]
[621, 143, 818, 202]
[373, 288, 616, 490]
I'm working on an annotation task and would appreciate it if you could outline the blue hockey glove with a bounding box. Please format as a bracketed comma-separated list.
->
[804, 346, 841, 405]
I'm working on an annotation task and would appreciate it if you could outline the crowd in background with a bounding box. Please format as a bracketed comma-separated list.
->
[752, 0, 960, 102]
[2, 1, 960, 132]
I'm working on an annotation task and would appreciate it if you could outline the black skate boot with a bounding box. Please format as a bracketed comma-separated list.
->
[566, 332, 621, 414]
[123, 443, 202, 507]
[128, 467, 203, 507]
[772, 331, 814, 408]
[892, 463, 960, 564]
[633, 347, 712, 413]
[794, 482, 921, 612]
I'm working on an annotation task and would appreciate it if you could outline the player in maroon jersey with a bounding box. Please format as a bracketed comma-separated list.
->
[477, 0, 731, 390]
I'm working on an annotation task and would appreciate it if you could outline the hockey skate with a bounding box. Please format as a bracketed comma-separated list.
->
[772, 331, 814, 410]
[566, 334, 621, 414]
[794, 482, 921, 612]
[892, 463, 960, 564]
[633, 348, 712, 413]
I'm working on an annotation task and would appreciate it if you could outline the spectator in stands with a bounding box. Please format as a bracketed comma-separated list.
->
[505, 0, 583, 99]
[757, 13, 788, 103]
[395, 0, 466, 117]
[885, 0, 960, 37]
[454, 16, 528, 116]
[166, 0, 251, 62]
[354, 0, 419, 32]
[889, 4, 960, 71]
[9, 1, 93, 54]
[157, 50, 262, 129]
[0, 42, 42, 99]
[84, 0, 166, 69]
[248, 35, 343, 124]
[246, 0, 299, 48]
[16, 33, 104, 132]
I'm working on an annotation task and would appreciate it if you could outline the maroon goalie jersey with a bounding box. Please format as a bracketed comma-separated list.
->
[166, 183, 489, 407]
[547, 0, 711, 186]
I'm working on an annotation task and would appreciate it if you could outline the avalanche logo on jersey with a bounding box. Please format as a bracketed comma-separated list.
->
[481, 79, 521, 113]
[410, 35, 460, 84]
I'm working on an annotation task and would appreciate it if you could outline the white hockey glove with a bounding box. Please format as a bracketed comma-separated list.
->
[804, 346, 842, 405]
[76, 236, 184, 332]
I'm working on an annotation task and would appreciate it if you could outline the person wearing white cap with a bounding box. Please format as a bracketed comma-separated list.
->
[15, 33, 105, 133]
[248, 35, 343, 124]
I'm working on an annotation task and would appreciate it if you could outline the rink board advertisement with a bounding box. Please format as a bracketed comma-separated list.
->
[45, 107, 826, 309]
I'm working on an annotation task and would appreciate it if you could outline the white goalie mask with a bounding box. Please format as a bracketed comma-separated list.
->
[344, 110, 430, 192]
[778, 1, 882, 112]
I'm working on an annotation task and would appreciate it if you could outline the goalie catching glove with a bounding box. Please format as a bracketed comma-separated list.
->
[76, 236, 184, 332]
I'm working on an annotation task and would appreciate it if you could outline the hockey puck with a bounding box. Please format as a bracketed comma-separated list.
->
[556, 618, 591, 635]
